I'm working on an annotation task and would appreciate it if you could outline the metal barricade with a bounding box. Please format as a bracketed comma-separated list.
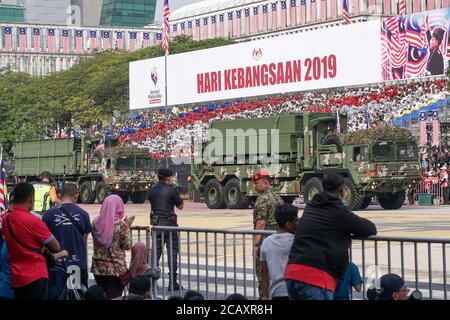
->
[132, 226, 450, 300]
[413, 178, 444, 205]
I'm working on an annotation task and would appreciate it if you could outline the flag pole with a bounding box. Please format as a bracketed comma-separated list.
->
[165, 53, 169, 168]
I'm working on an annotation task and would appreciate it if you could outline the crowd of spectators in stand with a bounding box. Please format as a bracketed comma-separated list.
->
[98, 79, 447, 158]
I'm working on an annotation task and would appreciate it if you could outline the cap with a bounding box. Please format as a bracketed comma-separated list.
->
[378, 274, 404, 299]
[251, 170, 271, 182]
[157, 168, 174, 178]
[432, 28, 445, 44]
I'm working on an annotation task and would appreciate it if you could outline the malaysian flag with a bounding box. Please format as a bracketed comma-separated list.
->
[366, 110, 371, 129]
[419, 112, 427, 145]
[0, 147, 8, 213]
[320, 0, 327, 21]
[103, 31, 111, 50]
[96, 136, 105, 152]
[62, 29, 69, 53]
[427, 1, 435, 11]
[142, 32, 149, 48]
[253, 7, 259, 33]
[33, 28, 40, 52]
[89, 30, 97, 53]
[384, 17, 407, 74]
[211, 16, 217, 38]
[47, 28, 56, 53]
[236, 10, 241, 37]
[432, 111, 440, 147]
[228, 12, 233, 37]
[355, 0, 361, 15]
[384, 0, 391, 15]
[172, 24, 178, 37]
[244, 9, 250, 35]
[162, 0, 170, 55]
[405, 14, 426, 50]
[76, 29, 83, 53]
[343, 0, 351, 24]
[381, 22, 391, 80]
[399, 0, 406, 15]
[300, 0, 306, 25]
[406, 46, 428, 78]
[156, 32, 163, 45]
[281, 1, 287, 28]
[413, 0, 420, 13]
[129, 32, 137, 51]
[271, 3, 277, 30]
[330, 0, 337, 19]
[219, 14, 225, 37]
[19, 27, 27, 52]
[188, 21, 193, 37]
[181, 22, 185, 35]
[4, 27, 12, 52]
[195, 19, 201, 40]
[116, 31, 124, 49]
[290, 0, 297, 27]
[310, 0, 316, 23]
[262, 5, 268, 32]
[203, 17, 209, 39]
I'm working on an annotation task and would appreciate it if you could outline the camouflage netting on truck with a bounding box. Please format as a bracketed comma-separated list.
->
[103, 144, 150, 157]
[339, 125, 413, 145]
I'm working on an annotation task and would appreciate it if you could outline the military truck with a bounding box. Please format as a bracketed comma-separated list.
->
[191, 113, 421, 210]
[13, 136, 157, 204]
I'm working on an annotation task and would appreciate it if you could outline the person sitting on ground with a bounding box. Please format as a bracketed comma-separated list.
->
[334, 261, 363, 300]
[85, 285, 108, 301]
[376, 274, 409, 301]
[129, 242, 151, 280]
[226, 293, 248, 300]
[260, 204, 298, 300]
[183, 290, 204, 300]
[113, 276, 151, 300]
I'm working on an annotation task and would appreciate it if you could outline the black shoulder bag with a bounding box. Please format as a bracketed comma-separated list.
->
[5, 215, 56, 268]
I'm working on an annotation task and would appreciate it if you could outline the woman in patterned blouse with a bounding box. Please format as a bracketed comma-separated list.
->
[91, 195, 135, 299]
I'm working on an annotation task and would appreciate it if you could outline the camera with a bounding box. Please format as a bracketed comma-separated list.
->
[366, 286, 423, 300]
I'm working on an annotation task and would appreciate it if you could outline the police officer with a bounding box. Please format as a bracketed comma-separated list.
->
[251, 170, 283, 299]
[147, 168, 184, 290]
[32, 171, 61, 214]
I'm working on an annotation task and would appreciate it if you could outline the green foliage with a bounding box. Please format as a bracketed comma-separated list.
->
[0, 37, 234, 153]
[339, 125, 413, 146]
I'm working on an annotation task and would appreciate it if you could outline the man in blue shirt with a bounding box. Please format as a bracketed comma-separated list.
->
[334, 262, 363, 300]
[43, 183, 92, 299]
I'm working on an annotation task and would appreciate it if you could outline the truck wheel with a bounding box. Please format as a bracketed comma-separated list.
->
[204, 179, 226, 209]
[378, 192, 405, 210]
[224, 179, 249, 209]
[342, 178, 363, 211]
[80, 181, 95, 204]
[303, 177, 324, 204]
[96, 182, 108, 204]
[358, 197, 372, 210]
[282, 196, 296, 205]
[131, 191, 147, 204]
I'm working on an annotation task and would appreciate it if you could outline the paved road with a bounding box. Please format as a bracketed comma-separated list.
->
[79, 202, 450, 299]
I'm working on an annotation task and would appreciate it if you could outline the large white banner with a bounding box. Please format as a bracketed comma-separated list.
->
[129, 56, 166, 110]
[129, 20, 382, 109]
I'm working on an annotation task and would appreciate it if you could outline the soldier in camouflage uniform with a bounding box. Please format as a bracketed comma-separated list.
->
[252, 170, 284, 299]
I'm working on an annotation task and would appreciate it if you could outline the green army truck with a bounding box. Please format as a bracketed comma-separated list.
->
[13, 136, 157, 204]
[191, 112, 421, 210]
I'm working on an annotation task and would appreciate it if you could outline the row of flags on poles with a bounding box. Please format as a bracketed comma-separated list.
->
[1, 27, 152, 53]
[420, 111, 440, 147]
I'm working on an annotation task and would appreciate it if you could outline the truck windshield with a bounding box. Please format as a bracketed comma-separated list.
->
[397, 142, 417, 160]
[372, 141, 395, 161]
[116, 157, 134, 170]
[136, 157, 153, 170]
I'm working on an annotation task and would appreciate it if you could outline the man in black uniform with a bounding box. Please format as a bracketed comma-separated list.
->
[147, 168, 184, 290]
[426, 27, 445, 76]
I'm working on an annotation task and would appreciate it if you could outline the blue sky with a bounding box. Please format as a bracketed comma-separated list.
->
[154, 0, 201, 23]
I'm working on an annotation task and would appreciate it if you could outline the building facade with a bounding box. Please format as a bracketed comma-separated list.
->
[170, 0, 450, 41]
[0, 4, 25, 23]
[71, 0, 103, 27]
[100, 0, 157, 27]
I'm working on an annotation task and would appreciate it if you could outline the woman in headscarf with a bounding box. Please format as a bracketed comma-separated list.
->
[91, 195, 135, 299]
[129, 242, 151, 280]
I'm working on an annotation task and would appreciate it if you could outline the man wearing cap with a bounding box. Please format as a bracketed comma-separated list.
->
[426, 25, 445, 76]
[440, 165, 449, 205]
[43, 183, 92, 299]
[251, 170, 284, 299]
[147, 168, 184, 291]
[286, 174, 376, 300]
[376, 274, 409, 300]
